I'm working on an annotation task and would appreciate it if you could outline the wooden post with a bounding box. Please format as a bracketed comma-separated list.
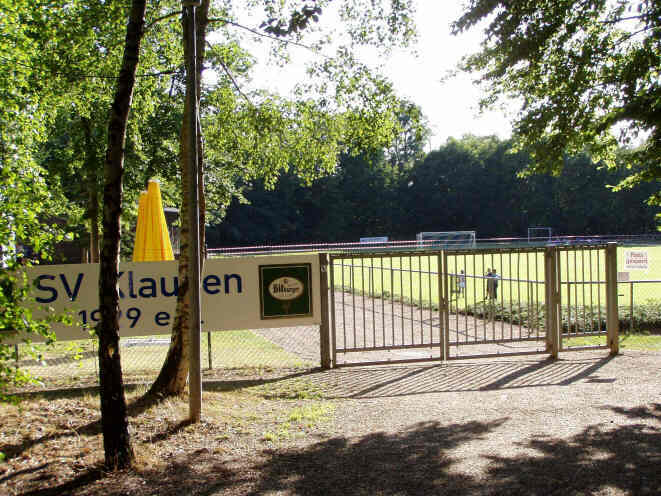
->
[184, 0, 202, 422]
[605, 242, 620, 355]
[319, 253, 332, 369]
[544, 247, 560, 358]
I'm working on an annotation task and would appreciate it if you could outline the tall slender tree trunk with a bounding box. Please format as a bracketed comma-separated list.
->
[97, 0, 147, 470]
[82, 117, 100, 263]
[148, 0, 208, 398]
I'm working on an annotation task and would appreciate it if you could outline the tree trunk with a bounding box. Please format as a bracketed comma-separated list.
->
[148, 0, 208, 398]
[96, 0, 147, 470]
[82, 117, 100, 263]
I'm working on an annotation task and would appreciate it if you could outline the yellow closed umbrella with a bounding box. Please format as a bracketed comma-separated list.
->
[132, 191, 148, 261]
[132, 179, 174, 262]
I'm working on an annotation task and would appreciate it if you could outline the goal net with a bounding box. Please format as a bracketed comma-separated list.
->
[527, 227, 552, 242]
[416, 231, 476, 249]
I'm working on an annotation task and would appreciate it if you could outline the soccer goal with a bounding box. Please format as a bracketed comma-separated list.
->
[527, 227, 552, 243]
[416, 231, 477, 249]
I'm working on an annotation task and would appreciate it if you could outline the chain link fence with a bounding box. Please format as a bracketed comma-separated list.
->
[12, 326, 321, 390]
[617, 245, 661, 333]
[9, 242, 661, 391]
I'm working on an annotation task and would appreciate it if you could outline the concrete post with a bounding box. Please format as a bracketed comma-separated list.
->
[319, 253, 332, 369]
[605, 242, 620, 355]
[544, 247, 560, 358]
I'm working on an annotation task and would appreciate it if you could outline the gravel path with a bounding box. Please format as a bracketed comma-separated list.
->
[212, 349, 661, 495]
[256, 290, 549, 367]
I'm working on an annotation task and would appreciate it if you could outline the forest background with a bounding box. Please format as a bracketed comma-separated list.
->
[210, 132, 660, 247]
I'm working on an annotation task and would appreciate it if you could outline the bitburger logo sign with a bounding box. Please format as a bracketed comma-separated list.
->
[260, 264, 312, 319]
[268, 277, 304, 301]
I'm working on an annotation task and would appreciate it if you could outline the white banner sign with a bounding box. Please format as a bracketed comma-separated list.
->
[7, 255, 320, 342]
[624, 250, 649, 270]
[360, 236, 388, 243]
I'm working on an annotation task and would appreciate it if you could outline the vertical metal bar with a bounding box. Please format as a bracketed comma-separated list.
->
[380, 256, 386, 346]
[330, 258, 337, 367]
[371, 257, 376, 347]
[443, 251, 451, 359]
[605, 242, 620, 354]
[207, 332, 212, 370]
[390, 256, 395, 345]
[463, 253, 468, 339]
[535, 251, 540, 339]
[400, 256, 404, 344]
[418, 255, 423, 344]
[437, 254, 444, 359]
[630, 281, 634, 332]
[418, 255, 422, 343]
[581, 249, 586, 332]
[574, 249, 578, 333]
[351, 258, 356, 348]
[509, 251, 513, 339]
[526, 251, 532, 335]
[454, 255, 459, 340]
[482, 252, 486, 341]
[428, 255, 433, 344]
[597, 249, 603, 332]
[361, 258, 366, 348]
[410, 255, 415, 344]
[566, 249, 572, 335]
[589, 248, 594, 331]
[473, 253, 477, 341]
[491, 252, 496, 338]
[499, 251, 504, 341]
[341, 258, 346, 351]
[516, 252, 521, 339]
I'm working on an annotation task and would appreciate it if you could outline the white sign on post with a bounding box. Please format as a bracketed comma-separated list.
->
[624, 250, 649, 270]
[4, 255, 320, 343]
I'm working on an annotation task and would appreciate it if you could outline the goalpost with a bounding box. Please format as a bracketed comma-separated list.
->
[416, 231, 477, 249]
[527, 227, 552, 243]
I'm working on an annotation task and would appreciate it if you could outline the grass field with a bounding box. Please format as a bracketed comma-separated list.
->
[564, 332, 661, 350]
[330, 245, 661, 313]
[15, 330, 312, 388]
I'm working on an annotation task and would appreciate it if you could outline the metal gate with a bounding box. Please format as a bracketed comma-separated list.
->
[327, 244, 618, 367]
[442, 247, 548, 360]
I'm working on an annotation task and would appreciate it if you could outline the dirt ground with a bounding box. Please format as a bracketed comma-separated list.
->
[1, 348, 660, 495]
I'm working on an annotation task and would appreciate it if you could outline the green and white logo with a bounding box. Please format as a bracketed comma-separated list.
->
[259, 264, 312, 319]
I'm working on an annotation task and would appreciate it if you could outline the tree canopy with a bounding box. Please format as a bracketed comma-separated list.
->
[210, 135, 658, 245]
[453, 0, 661, 201]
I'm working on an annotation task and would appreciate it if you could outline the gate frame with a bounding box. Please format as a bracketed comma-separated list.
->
[324, 244, 619, 368]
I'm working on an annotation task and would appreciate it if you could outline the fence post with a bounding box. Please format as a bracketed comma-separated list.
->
[544, 247, 560, 358]
[207, 332, 212, 370]
[440, 252, 450, 361]
[319, 253, 332, 369]
[630, 281, 634, 333]
[605, 242, 620, 355]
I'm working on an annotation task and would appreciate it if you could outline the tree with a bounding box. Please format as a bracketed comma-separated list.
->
[148, 0, 419, 398]
[96, 0, 148, 469]
[453, 0, 661, 200]
[0, 1, 79, 398]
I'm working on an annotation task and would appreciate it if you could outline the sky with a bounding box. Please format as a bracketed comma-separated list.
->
[236, 2, 513, 150]
[381, 3, 512, 148]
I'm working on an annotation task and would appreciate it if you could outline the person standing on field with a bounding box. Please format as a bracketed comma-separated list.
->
[485, 269, 492, 299]
[458, 270, 466, 296]
[491, 269, 500, 299]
